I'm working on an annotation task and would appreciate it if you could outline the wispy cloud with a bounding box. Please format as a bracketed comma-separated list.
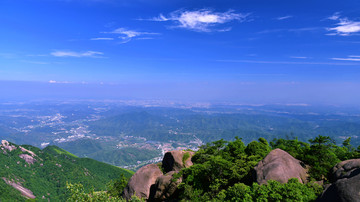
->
[90, 37, 114, 40]
[21, 60, 49, 65]
[276, 15, 293, 20]
[51, 51, 104, 57]
[258, 27, 320, 34]
[0, 53, 17, 59]
[216, 59, 360, 65]
[146, 9, 249, 32]
[327, 13, 360, 36]
[290, 56, 308, 59]
[331, 55, 360, 61]
[102, 28, 159, 43]
[48, 80, 72, 84]
[328, 12, 341, 21]
[48, 80, 90, 84]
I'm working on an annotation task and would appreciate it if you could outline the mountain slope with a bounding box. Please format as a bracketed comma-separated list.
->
[0, 140, 133, 201]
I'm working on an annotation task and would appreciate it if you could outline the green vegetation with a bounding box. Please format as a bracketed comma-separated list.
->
[175, 135, 360, 201]
[271, 136, 360, 181]
[222, 179, 323, 202]
[0, 143, 133, 201]
[182, 152, 191, 165]
[87, 109, 360, 145]
[0, 179, 26, 201]
[107, 174, 128, 198]
[3, 134, 360, 201]
[57, 139, 161, 168]
[66, 182, 144, 202]
[87, 147, 161, 167]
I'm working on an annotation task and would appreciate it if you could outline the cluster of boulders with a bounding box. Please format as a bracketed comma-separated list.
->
[123, 150, 194, 201]
[318, 159, 360, 202]
[123, 148, 360, 201]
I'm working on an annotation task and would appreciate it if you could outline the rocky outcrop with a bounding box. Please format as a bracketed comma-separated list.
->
[19, 154, 37, 164]
[318, 159, 360, 202]
[254, 148, 308, 185]
[123, 150, 194, 201]
[1, 140, 17, 153]
[162, 150, 194, 173]
[123, 164, 163, 200]
[150, 171, 182, 201]
[19, 146, 37, 157]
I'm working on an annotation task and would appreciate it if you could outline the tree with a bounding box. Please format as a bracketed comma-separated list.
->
[305, 135, 339, 181]
[107, 174, 128, 198]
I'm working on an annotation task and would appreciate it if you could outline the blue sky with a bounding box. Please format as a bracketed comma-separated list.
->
[1, 0, 360, 104]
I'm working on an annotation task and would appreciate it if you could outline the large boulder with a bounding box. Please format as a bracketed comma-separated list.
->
[123, 164, 163, 200]
[331, 159, 360, 181]
[162, 150, 194, 173]
[149, 171, 182, 201]
[254, 148, 308, 185]
[317, 159, 360, 202]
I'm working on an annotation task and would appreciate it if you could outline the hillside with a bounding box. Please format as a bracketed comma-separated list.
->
[0, 140, 133, 201]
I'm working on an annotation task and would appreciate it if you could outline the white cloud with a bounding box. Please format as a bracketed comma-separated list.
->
[217, 59, 360, 65]
[290, 56, 308, 59]
[328, 12, 341, 20]
[331, 55, 360, 61]
[147, 14, 169, 22]
[276, 15, 293, 20]
[327, 13, 360, 36]
[149, 9, 249, 32]
[40, 142, 50, 148]
[90, 37, 114, 40]
[48, 80, 72, 84]
[103, 28, 159, 43]
[51, 51, 104, 57]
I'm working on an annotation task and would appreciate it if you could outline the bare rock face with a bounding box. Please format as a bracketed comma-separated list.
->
[150, 171, 182, 201]
[19, 154, 37, 164]
[162, 150, 194, 173]
[19, 146, 37, 157]
[254, 148, 308, 185]
[2, 177, 36, 199]
[123, 164, 163, 200]
[317, 159, 360, 202]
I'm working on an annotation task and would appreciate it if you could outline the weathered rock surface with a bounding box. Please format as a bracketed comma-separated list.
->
[19, 146, 37, 157]
[254, 148, 308, 184]
[2, 177, 36, 199]
[150, 171, 182, 201]
[1, 140, 17, 152]
[318, 172, 360, 202]
[317, 159, 360, 202]
[331, 159, 360, 181]
[123, 164, 163, 200]
[19, 154, 37, 164]
[162, 150, 194, 173]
